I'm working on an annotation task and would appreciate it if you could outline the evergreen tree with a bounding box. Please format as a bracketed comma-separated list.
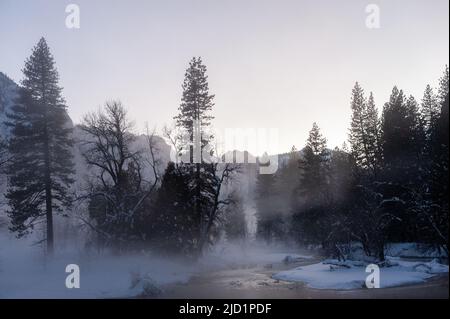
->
[170, 57, 237, 255]
[292, 123, 330, 246]
[365, 92, 382, 171]
[300, 122, 329, 197]
[405, 95, 426, 160]
[6, 38, 74, 253]
[437, 65, 449, 106]
[381, 87, 423, 185]
[174, 57, 218, 254]
[175, 56, 214, 149]
[419, 67, 449, 252]
[348, 83, 380, 176]
[323, 146, 356, 259]
[146, 162, 196, 255]
[421, 84, 439, 137]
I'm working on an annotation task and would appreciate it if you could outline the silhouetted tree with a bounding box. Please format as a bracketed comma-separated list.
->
[381, 87, 424, 186]
[6, 38, 74, 254]
[349, 83, 381, 177]
[146, 162, 195, 255]
[79, 102, 159, 248]
[291, 123, 331, 246]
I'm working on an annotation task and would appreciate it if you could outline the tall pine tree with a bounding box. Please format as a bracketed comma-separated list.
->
[381, 87, 424, 186]
[6, 38, 74, 253]
[348, 83, 381, 176]
[174, 57, 217, 254]
[421, 84, 439, 138]
[299, 122, 329, 204]
[365, 92, 382, 171]
[292, 123, 330, 245]
[175, 56, 214, 150]
[437, 65, 449, 106]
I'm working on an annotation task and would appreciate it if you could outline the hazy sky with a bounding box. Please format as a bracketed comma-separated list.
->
[0, 0, 448, 154]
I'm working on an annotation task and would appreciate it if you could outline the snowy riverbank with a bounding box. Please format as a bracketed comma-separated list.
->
[273, 256, 448, 290]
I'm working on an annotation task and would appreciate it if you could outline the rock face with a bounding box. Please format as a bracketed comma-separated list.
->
[0, 72, 19, 139]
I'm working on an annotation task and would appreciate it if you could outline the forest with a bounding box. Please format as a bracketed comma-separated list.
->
[0, 38, 448, 264]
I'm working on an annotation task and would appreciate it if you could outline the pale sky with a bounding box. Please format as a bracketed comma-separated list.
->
[0, 0, 448, 154]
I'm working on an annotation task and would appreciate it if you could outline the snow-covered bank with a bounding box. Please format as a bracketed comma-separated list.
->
[273, 258, 449, 290]
[0, 233, 193, 298]
[0, 235, 312, 298]
[386, 243, 448, 259]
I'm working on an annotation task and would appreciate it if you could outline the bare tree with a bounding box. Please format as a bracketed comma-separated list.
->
[77, 101, 160, 245]
[199, 162, 239, 249]
[162, 124, 184, 166]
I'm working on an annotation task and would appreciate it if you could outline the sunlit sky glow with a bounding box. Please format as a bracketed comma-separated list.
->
[1, 0, 448, 154]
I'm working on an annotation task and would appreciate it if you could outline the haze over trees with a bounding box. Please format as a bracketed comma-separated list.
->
[0, 38, 448, 263]
[272, 68, 449, 261]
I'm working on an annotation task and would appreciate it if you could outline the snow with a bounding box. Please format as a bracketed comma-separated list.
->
[0, 232, 193, 298]
[273, 257, 448, 290]
[385, 243, 447, 258]
[0, 236, 316, 298]
[1, 231, 447, 297]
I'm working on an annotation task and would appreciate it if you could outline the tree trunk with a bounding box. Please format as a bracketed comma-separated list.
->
[44, 126, 54, 255]
[45, 181, 54, 255]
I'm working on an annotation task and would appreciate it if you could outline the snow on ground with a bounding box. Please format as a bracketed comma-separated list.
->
[0, 235, 312, 298]
[385, 243, 447, 259]
[273, 257, 449, 290]
[2, 233, 447, 297]
[0, 233, 193, 298]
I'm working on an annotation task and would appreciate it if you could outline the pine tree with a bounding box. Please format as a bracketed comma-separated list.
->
[174, 57, 217, 254]
[420, 67, 449, 251]
[298, 123, 329, 205]
[365, 92, 382, 171]
[292, 123, 330, 245]
[147, 162, 195, 255]
[6, 38, 74, 253]
[348, 83, 381, 176]
[421, 84, 439, 137]
[381, 87, 424, 185]
[437, 65, 449, 106]
[175, 56, 214, 149]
